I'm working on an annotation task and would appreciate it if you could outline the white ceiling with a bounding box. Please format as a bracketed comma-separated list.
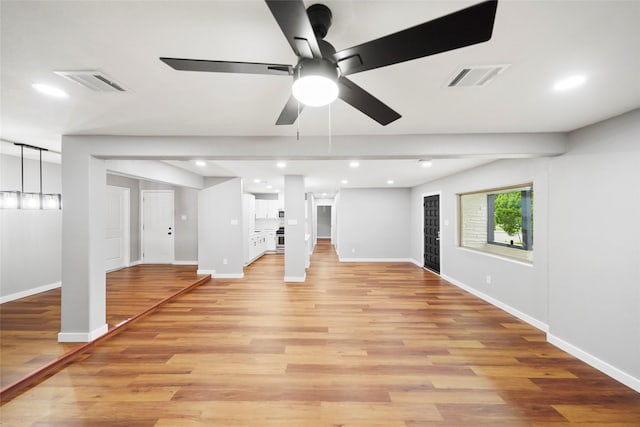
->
[2, 1, 639, 195]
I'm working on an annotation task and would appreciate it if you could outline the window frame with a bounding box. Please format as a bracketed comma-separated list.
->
[458, 183, 534, 263]
[486, 189, 533, 251]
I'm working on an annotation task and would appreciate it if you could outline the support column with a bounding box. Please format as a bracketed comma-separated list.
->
[284, 175, 306, 282]
[59, 139, 107, 342]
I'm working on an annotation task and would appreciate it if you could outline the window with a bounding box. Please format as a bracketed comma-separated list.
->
[459, 184, 533, 263]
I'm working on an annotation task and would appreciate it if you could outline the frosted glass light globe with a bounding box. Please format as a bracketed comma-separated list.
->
[292, 75, 339, 107]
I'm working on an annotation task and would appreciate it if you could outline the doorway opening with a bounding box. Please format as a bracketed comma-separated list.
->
[317, 205, 332, 239]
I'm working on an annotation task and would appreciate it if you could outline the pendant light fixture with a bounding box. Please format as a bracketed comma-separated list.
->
[0, 143, 62, 210]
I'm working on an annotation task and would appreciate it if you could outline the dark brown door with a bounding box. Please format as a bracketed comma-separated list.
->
[423, 195, 440, 273]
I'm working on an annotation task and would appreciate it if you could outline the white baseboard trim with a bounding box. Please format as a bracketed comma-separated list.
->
[197, 269, 216, 275]
[284, 274, 306, 282]
[58, 323, 108, 343]
[0, 281, 62, 304]
[128, 259, 142, 267]
[213, 272, 244, 279]
[547, 333, 640, 393]
[339, 257, 414, 263]
[440, 273, 549, 333]
[410, 258, 422, 268]
[173, 260, 198, 265]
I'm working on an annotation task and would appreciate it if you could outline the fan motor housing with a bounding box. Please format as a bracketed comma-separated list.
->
[307, 4, 332, 39]
[295, 58, 339, 81]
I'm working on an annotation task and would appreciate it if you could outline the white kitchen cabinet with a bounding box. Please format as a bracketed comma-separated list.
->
[267, 199, 280, 218]
[255, 199, 268, 219]
[266, 231, 276, 252]
[246, 231, 269, 265]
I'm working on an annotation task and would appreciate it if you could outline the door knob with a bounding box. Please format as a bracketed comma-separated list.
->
[168, 232, 172, 235]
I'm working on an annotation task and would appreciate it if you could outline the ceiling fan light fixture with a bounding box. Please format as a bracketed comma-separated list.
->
[292, 59, 339, 107]
[292, 75, 338, 107]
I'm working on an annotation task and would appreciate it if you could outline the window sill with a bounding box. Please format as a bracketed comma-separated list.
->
[457, 246, 534, 267]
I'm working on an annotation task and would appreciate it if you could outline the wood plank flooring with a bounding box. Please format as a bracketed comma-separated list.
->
[0, 265, 207, 388]
[2, 240, 639, 425]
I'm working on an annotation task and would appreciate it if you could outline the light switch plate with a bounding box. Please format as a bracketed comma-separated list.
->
[230, 219, 239, 225]
[287, 219, 298, 226]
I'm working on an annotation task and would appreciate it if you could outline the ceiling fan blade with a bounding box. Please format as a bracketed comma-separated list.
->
[160, 57, 293, 76]
[333, 0, 498, 75]
[276, 95, 304, 125]
[337, 77, 401, 126]
[265, 0, 322, 59]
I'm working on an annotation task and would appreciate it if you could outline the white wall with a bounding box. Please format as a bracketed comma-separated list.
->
[410, 158, 550, 327]
[106, 160, 203, 189]
[407, 109, 640, 391]
[106, 174, 141, 262]
[197, 178, 244, 277]
[548, 109, 640, 386]
[284, 175, 306, 281]
[106, 177, 199, 264]
[317, 205, 331, 237]
[0, 154, 62, 301]
[338, 188, 411, 260]
[174, 186, 198, 262]
[332, 193, 339, 248]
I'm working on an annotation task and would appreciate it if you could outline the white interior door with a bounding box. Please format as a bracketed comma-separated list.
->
[142, 190, 174, 263]
[105, 185, 130, 271]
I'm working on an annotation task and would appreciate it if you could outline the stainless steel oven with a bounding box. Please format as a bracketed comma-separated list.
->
[276, 227, 285, 253]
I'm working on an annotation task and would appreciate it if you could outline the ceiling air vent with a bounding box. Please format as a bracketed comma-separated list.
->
[447, 65, 509, 87]
[54, 70, 128, 92]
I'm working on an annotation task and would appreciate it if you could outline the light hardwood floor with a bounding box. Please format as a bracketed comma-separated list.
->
[1, 240, 639, 425]
[0, 265, 207, 388]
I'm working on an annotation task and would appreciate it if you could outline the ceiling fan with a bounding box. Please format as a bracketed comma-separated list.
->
[160, 0, 498, 126]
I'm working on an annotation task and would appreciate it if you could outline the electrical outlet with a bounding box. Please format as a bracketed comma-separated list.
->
[486, 275, 492, 284]
[223, 258, 228, 265]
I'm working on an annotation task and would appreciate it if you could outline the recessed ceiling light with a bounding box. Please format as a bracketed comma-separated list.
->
[322, 192, 327, 196]
[195, 160, 206, 167]
[387, 180, 394, 185]
[253, 178, 261, 183]
[341, 179, 348, 184]
[32, 83, 68, 98]
[266, 184, 273, 189]
[553, 75, 587, 91]
[349, 161, 360, 168]
[276, 161, 287, 168]
[419, 159, 433, 168]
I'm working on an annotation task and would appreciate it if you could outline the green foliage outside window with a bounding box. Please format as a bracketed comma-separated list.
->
[494, 192, 523, 241]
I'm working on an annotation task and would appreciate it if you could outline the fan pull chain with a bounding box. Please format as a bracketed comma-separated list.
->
[296, 67, 301, 141]
[296, 99, 300, 141]
[328, 102, 332, 153]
